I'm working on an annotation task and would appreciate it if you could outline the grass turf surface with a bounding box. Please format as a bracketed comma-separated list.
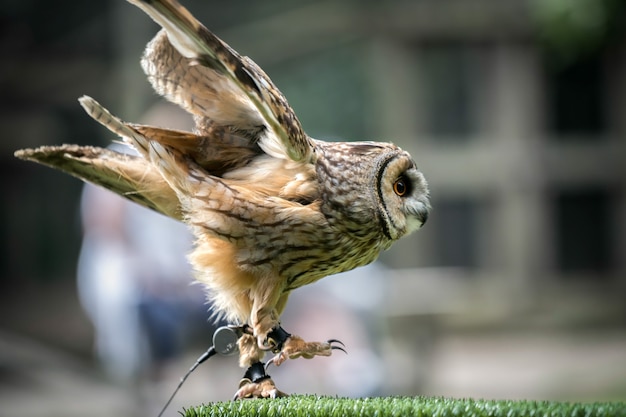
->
[184, 395, 626, 417]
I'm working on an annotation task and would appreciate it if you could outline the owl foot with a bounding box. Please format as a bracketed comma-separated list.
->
[233, 361, 287, 399]
[265, 327, 347, 367]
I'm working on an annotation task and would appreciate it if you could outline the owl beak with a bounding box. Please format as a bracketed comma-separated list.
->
[418, 208, 429, 226]
[407, 202, 430, 232]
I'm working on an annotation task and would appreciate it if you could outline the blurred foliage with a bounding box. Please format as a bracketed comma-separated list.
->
[530, 0, 626, 67]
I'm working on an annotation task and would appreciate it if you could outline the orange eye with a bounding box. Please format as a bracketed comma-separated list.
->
[393, 178, 408, 196]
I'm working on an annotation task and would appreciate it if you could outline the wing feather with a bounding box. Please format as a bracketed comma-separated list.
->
[14, 145, 181, 219]
[132, 123, 261, 176]
[80, 95, 260, 177]
[129, 0, 313, 162]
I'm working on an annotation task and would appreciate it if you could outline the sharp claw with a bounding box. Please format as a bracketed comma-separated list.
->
[327, 339, 347, 354]
[264, 357, 275, 370]
[327, 339, 345, 347]
[331, 345, 348, 354]
[233, 378, 251, 400]
[257, 338, 276, 352]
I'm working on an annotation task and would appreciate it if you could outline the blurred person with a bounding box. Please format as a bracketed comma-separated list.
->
[75, 102, 211, 399]
[77, 170, 206, 384]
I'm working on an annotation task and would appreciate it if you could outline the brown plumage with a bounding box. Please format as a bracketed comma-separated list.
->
[15, 0, 430, 398]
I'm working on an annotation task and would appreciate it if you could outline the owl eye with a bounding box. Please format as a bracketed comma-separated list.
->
[393, 177, 409, 197]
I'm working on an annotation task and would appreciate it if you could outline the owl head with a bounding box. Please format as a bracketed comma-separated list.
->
[315, 141, 430, 242]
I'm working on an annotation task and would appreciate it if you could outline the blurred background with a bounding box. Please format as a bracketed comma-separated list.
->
[2, 0, 626, 416]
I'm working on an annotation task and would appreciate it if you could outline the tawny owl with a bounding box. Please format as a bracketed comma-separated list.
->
[15, 0, 430, 398]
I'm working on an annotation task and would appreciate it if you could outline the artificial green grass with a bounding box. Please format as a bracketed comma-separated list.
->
[184, 395, 626, 417]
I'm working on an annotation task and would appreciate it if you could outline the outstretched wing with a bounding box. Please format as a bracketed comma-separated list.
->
[78, 95, 261, 177]
[15, 0, 314, 220]
[130, 0, 313, 162]
[14, 145, 182, 219]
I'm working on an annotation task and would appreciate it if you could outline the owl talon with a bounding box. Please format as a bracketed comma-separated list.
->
[329, 339, 348, 354]
[233, 361, 287, 399]
[233, 378, 288, 399]
[266, 335, 347, 367]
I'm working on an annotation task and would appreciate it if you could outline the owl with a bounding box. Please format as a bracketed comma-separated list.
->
[15, 0, 430, 399]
